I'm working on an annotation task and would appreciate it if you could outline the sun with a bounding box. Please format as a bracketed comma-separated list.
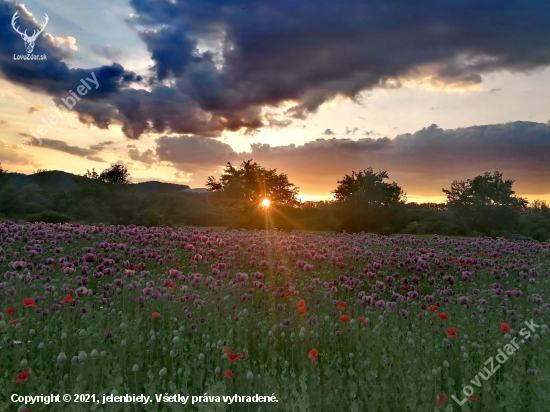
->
[261, 198, 271, 207]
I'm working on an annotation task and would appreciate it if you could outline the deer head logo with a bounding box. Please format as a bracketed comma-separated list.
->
[11, 11, 49, 54]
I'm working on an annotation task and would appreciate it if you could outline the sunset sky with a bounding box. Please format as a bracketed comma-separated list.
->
[1, 0, 549, 203]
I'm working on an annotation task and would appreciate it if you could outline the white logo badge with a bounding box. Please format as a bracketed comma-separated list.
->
[12, 10, 48, 54]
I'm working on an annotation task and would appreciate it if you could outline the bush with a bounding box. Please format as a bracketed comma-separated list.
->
[26, 211, 72, 224]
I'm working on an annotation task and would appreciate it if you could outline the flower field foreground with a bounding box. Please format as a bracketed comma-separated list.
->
[1, 222, 549, 411]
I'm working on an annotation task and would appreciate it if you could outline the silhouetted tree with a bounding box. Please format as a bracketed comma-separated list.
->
[206, 160, 299, 215]
[83, 168, 100, 180]
[443, 171, 527, 235]
[529, 200, 550, 217]
[333, 168, 406, 233]
[99, 165, 132, 184]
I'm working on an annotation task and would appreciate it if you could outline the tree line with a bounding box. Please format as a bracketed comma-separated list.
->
[0, 161, 549, 240]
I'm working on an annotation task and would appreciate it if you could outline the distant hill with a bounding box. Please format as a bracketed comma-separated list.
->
[6, 171, 192, 194]
[181, 188, 209, 194]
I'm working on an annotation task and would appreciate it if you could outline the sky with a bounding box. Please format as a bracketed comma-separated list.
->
[0, 0, 549, 203]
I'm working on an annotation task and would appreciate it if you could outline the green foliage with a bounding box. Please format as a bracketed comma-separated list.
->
[443, 171, 528, 236]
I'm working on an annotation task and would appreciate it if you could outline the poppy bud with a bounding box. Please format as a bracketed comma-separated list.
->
[443, 361, 449, 368]
[121, 340, 127, 347]
[20, 359, 28, 368]
[100, 351, 106, 358]
[159, 368, 168, 378]
[57, 353, 67, 364]
[132, 364, 139, 373]
[173, 336, 180, 344]
[199, 353, 205, 361]
[246, 371, 254, 381]
[38, 342, 44, 350]
[78, 351, 87, 363]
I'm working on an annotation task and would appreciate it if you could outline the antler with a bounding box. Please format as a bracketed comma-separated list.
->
[11, 11, 29, 39]
[29, 13, 48, 40]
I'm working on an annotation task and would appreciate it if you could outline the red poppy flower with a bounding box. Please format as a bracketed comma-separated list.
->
[11, 319, 20, 326]
[402, 285, 409, 290]
[221, 346, 230, 354]
[16, 368, 31, 384]
[23, 298, 37, 308]
[339, 315, 350, 322]
[337, 302, 346, 310]
[358, 317, 367, 325]
[150, 312, 162, 322]
[227, 353, 240, 362]
[136, 265, 143, 271]
[175, 263, 181, 268]
[429, 305, 439, 312]
[238, 351, 246, 360]
[168, 281, 178, 291]
[298, 299, 306, 307]
[500, 323, 511, 333]
[469, 395, 478, 402]
[308, 348, 319, 362]
[221, 370, 233, 378]
[446, 327, 458, 338]
[6, 307, 15, 316]
[297, 307, 306, 315]
[449, 257, 453, 261]
[283, 293, 291, 298]
[438, 313, 449, 320]
[434, 393, 448, 405]
[60, 294, 76, 304]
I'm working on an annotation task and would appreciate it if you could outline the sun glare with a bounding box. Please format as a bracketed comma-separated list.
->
[261, 198, 271, 207]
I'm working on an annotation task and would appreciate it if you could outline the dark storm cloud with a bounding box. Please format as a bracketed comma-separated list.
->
[3, 0, 550, 140]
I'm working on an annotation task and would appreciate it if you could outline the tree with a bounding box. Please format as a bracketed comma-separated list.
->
[0, 163, 7, 188]
[206, 159, 299, 213]
[99, 165, 132, 184]
[442, 171, 527, 235]
[332, 168, 406, 233]
[529, 200, 550, 218]
[83, 168, 100, 180]
[333, 168, 406, 205]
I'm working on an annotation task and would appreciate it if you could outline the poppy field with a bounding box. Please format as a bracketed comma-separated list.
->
[1, 222, 549, 411]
